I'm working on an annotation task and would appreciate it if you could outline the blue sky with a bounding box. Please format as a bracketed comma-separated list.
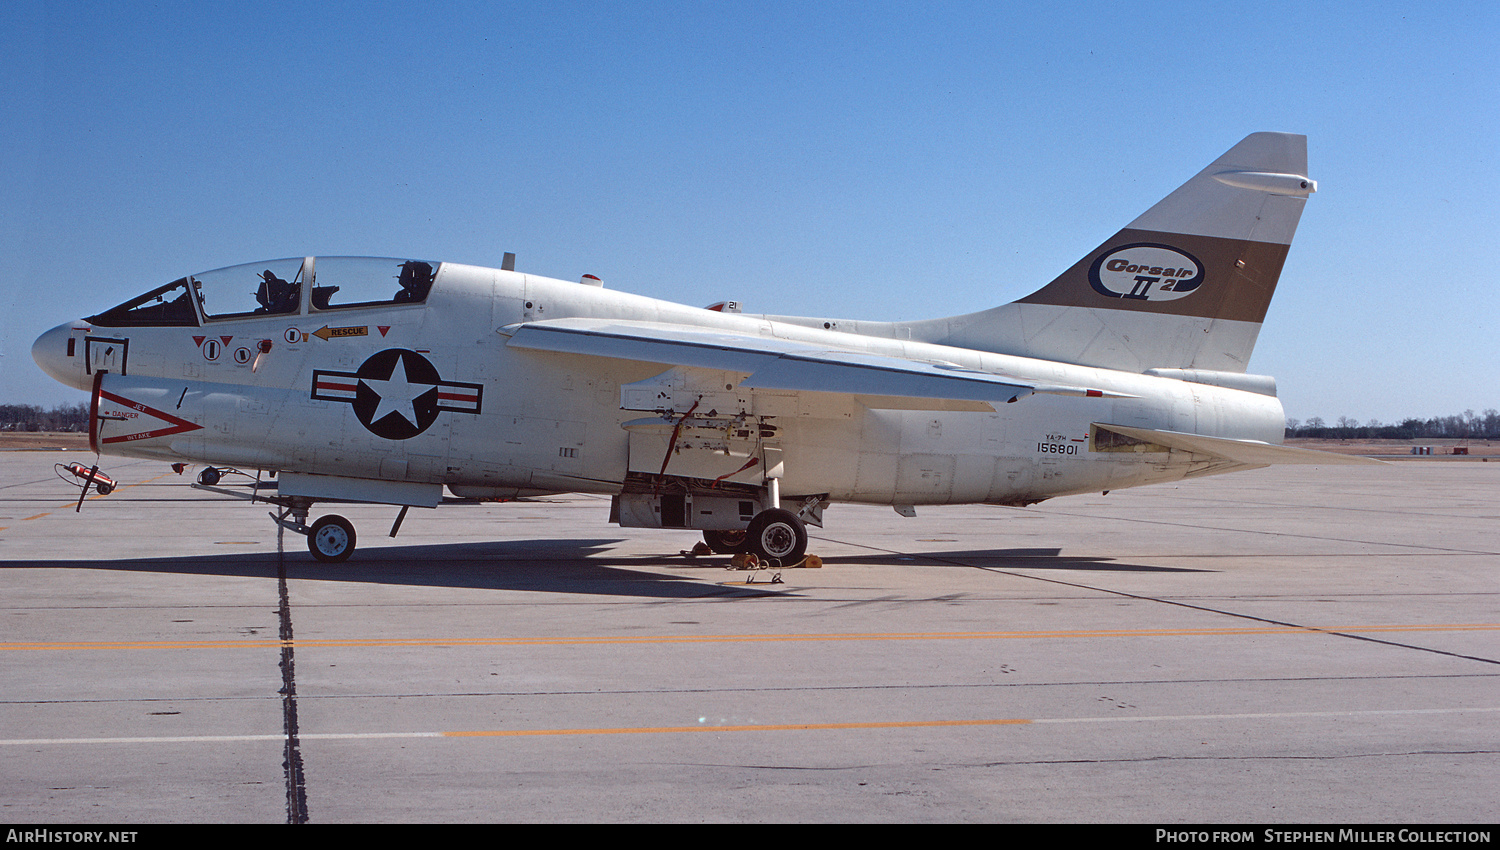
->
[3, 1, 1496, 424]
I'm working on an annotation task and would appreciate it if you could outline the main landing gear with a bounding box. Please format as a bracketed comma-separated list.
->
[702, 528, 750, 555]
[702, 507, 809, 565]
[745, 507, 808, 564]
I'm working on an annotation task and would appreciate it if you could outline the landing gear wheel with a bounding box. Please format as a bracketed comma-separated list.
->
[197, 467, 221, 486]
[703, 528, 751, 555]
[308, 515, 356, 563]
[746, 508, 807, 565]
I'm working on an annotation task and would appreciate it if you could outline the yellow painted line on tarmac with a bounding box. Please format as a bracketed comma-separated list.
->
[22, 513, 50, 521]
[2, 623, 1496, 653]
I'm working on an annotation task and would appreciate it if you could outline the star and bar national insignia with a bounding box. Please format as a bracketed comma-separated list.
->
[312, 348, 483, 440]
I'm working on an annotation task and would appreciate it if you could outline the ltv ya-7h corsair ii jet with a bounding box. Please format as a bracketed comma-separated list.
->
[33, 132, 1370, 563]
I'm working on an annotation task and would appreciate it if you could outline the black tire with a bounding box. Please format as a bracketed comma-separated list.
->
[95, 481, 115, 496]
[746, 508, 807, 564]
[703, 529, 751, 555]
[308, 515, 357, 563]
[197, 467, 221, 486]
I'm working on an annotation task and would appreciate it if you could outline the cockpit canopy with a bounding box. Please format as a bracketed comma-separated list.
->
[87, 257, 439, 327]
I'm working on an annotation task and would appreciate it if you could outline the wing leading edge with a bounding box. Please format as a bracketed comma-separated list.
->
[502, 318, 1128, 408]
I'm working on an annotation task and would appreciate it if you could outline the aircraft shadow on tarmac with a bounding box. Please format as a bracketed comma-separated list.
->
[814, 547, 1209, 574]
[1, 539, 796, 599]
[2, 539, 1206, 600]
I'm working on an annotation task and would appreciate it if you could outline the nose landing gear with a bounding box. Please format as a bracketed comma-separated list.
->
[191, 473, 411, 564]
[270, 503, 357, 563]
[307, 515, 357, 563]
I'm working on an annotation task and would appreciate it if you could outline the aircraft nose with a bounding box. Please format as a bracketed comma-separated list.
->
[31, 321, 92, 392]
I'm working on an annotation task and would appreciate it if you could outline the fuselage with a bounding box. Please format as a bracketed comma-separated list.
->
[33, 257, 1285, 509]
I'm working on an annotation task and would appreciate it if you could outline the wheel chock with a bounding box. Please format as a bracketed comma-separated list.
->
[730, 552, 761, 570]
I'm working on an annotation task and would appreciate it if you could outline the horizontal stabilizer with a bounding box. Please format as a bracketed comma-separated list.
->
[1096, 423, 1383, 466]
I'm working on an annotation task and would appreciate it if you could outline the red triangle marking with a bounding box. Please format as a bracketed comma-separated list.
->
[378, 326, 390, 337]
[193, 336, 206, 347]
[220, 336, 234, 345]
[95, 388, 204, 444]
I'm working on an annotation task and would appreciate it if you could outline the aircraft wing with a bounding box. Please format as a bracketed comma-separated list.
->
[1095, 424, 1385, 466]
[502, 318, 1123, 407]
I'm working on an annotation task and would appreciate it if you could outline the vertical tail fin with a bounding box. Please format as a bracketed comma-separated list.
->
[921, 133, 1315, 373]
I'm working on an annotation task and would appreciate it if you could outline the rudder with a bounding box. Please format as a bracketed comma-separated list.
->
[919, 133, 1315, 373]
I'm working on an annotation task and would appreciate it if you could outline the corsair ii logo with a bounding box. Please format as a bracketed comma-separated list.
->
[1088, 243, 1205, 301]
[312, 349, 483, 440]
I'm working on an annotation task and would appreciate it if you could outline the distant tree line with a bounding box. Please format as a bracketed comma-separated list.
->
[1286, 409, 1500, 441]
[0, 403, 90, 432]
[3, 401, 1498, 441]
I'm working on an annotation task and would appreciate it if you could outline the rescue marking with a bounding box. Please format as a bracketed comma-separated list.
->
[312, 325, 368, 341]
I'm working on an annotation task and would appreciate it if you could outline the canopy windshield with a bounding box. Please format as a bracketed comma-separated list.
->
[86, 257, 440, 327]
[86, 278, 199, 327]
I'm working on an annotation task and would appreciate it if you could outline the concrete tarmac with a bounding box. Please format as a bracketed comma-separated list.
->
[1, 452, 1496, 823]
